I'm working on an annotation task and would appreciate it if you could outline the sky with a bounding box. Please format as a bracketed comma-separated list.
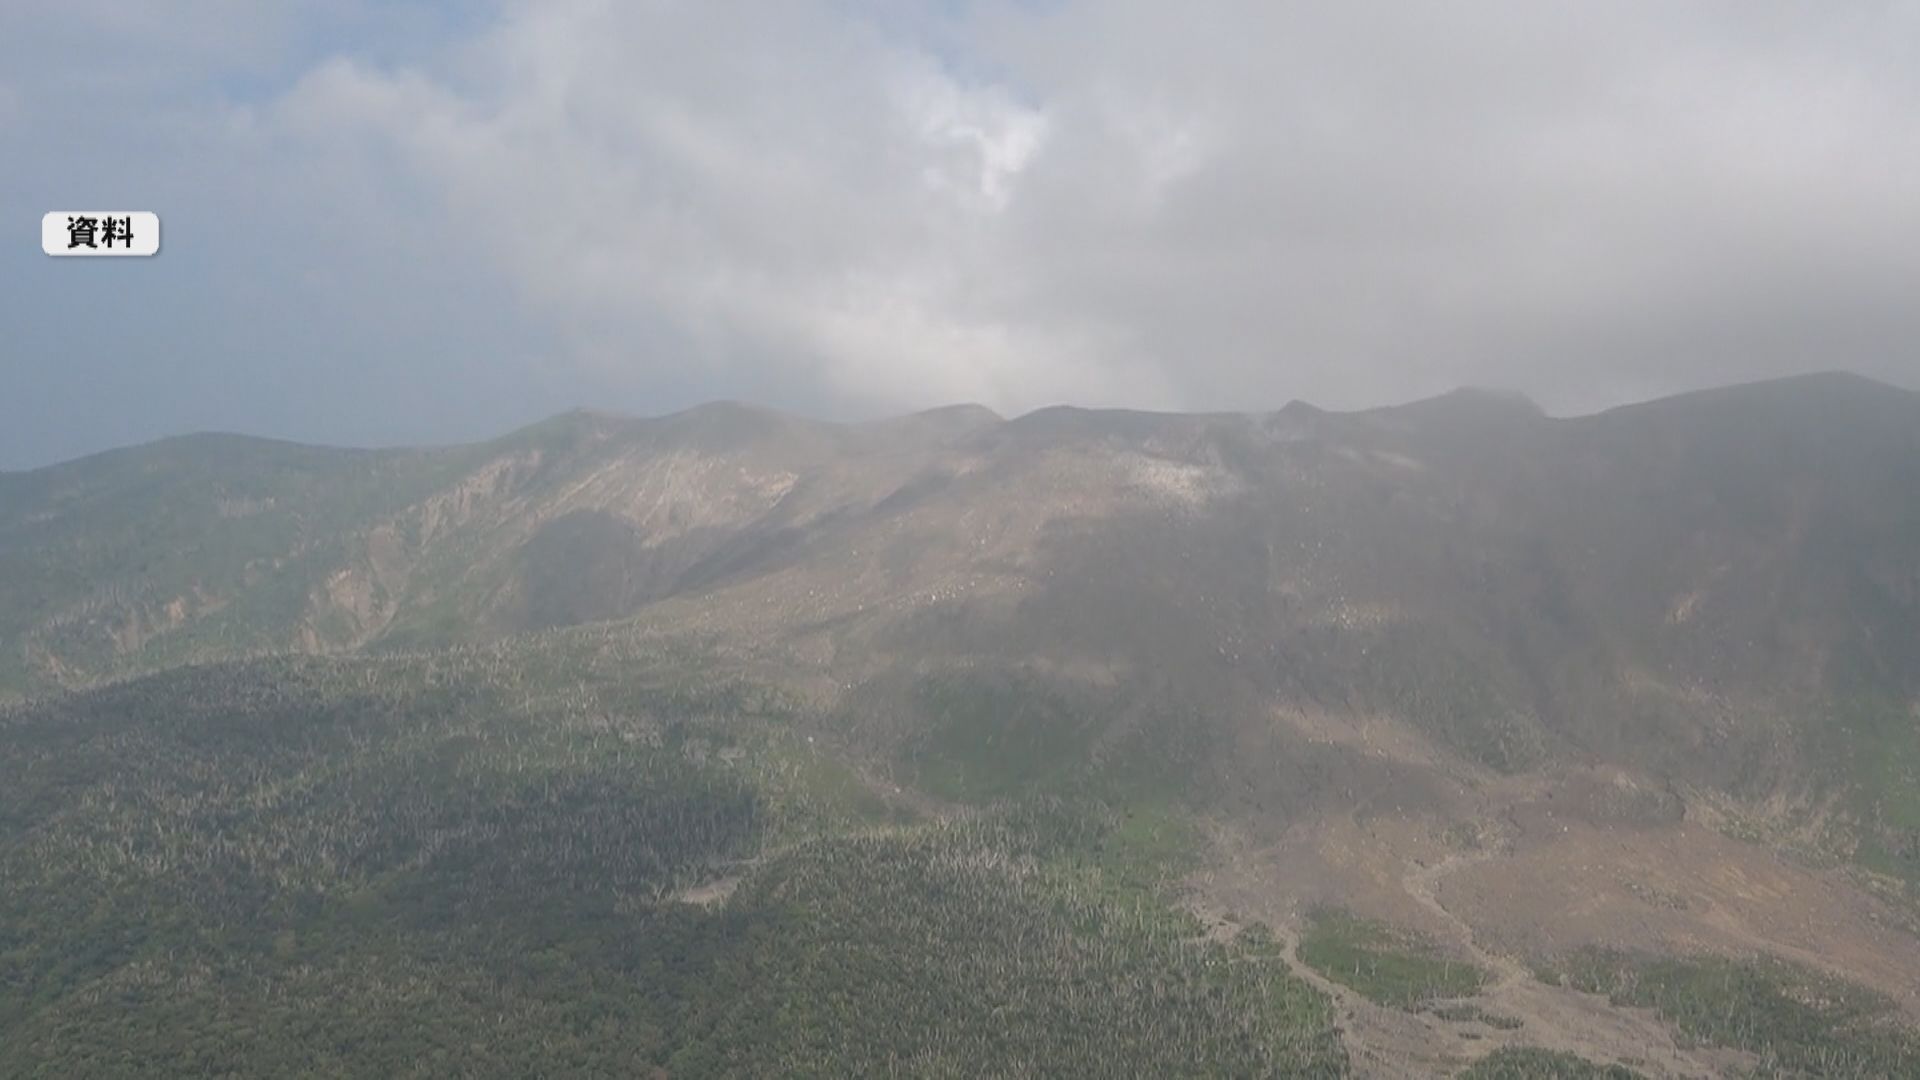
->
[4, 1, 1918, 469]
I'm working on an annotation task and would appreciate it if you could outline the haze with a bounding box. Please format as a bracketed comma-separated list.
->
[4, 1, 1919, 469]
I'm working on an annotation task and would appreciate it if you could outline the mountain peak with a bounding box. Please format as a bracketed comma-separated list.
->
[1374, 385, 1546, 425]
[1585, 371, 1918, 439]
[901, 402, 1003, 426]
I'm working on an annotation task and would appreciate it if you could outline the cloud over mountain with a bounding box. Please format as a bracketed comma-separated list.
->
[7, 1, 1920, 465]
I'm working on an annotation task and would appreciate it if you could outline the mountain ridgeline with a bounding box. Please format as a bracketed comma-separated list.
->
[7, 375, 1917, 786]
[3, 373, 1918, 1076]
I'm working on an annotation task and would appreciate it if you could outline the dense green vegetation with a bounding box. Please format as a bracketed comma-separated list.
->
[1816, 696, 1920, 885]
[1457, 1047, 1643, 1079]
[0, 436, 489, 697]
[1296, 907, 1487, 1008]
[0, 651, 1346, 1076]
[660, 812, 1344, 1077]
[1356, 626, 1548, 775]
[906, 670, 1210, 807]
[1541, 947, 1920, 1077]
[910, 671, 1102, 801]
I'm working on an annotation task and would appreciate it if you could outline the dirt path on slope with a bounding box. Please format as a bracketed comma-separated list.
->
[1398, 819, 1741, 1078]
[1192, 895, 1492, 1080]
[1193, 817, 1749, 1078]
[1401, 836, 1533, 996]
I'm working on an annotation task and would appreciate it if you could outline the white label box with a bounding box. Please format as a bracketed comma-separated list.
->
[42, 212, 161, 256]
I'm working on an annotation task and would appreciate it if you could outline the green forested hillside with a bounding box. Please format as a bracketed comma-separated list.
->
[0, 650, 1344, 1077]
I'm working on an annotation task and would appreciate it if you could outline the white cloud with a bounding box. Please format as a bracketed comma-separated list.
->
[269, 0, 1198, 415]
[19, 0, 1918, 448]
[265, 0, 1920, 416]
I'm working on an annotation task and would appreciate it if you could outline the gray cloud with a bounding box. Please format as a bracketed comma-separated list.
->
[7, 0, 1919, 465]
[281, 0, 1920, 415]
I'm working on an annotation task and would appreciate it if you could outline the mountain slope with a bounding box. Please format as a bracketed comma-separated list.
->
[9, 375, 1914, 716]
[0, 651, 1349, 1077]
[6, 376, 1918, 886]
[3, 373, 1919, 1075]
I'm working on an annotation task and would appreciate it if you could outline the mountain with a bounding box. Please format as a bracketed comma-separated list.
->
[2, 374, 1918, 1076]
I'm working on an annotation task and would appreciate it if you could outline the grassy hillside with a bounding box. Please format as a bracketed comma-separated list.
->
[1541, 948, 1920, 1076]
[0, 435, 470, 696]
[1297, 908, 1488, 1007]
[1459, 1047, 1643, 1079]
